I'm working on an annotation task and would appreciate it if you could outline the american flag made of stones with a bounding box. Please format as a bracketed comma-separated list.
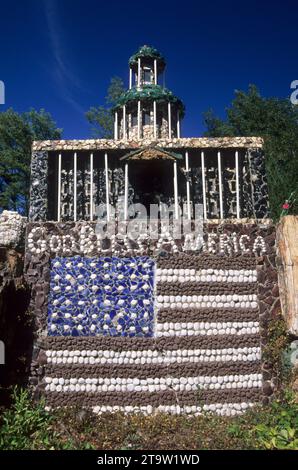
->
[45, 254, 263, 415]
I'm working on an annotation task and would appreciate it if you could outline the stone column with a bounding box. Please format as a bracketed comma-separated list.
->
[243, 148, 270, 219]
[29, 151, 48, 222]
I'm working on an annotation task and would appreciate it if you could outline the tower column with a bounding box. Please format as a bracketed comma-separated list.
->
[168, 102, 172, 139]
[177, 111, 181, 138]
[154, 59, 157, 85]
[114, 112, 118, 140]
[123, 105, 126, 140]
[153, 101, 157, 139]
[138, 58, 141, 87]
[129, 68, 132, 89]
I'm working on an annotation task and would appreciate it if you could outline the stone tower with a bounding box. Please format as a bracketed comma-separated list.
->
[113, 45, 185, 140]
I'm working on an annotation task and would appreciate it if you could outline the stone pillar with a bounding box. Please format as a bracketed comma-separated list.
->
[243, 148, 270, 219]
[276, 215, 298, 335]
[29, 151, 48, 222]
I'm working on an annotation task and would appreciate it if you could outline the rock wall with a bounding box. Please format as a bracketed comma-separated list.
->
[32, 137, 264, 152]
[25, 221, 280, 415]
[0, 211, 31, 405]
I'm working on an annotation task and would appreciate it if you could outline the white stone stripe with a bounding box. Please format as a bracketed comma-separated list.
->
[92, 403, 255, 416]
[157, 294, 258, 309]
[156, 268, 257, 283]
[45, 374, 262, 393]
[46, 347, 261, 365]
[155, 321, 259, 337]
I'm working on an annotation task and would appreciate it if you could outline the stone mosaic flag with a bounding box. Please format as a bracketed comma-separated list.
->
[44, 253, 264, 415]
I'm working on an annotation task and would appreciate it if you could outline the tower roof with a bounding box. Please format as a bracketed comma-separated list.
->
[113, 84, 185, 117]
[129, 45, 166, 67]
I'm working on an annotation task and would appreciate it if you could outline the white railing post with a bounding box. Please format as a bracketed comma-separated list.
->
[185, 151, 191, 220]
[124, 163, 129, 220]
[154, 59, 157, 85]
[73, 152, 77, 222]
[173, 160, 179, 219]
[138, 100, 141, 139]
[57, 153, 62, 222]
[201, 151, 207, 220]
[218, 151, 223, 219]
[235, 150, 240, 218]
[105, 152, 110, 221]
[90, 152, 93, 221]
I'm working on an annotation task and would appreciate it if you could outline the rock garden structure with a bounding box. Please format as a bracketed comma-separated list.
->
[24, 46, 281, 416]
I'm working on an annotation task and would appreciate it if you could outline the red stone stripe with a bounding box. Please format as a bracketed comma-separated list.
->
[45, 361, 261, 378]
[157, 282, 257, 295]
[44, 388, 262, 407]
[45, 334, 260, 351]
[157, 254, 257, 270]
[157, 308, 259, 322]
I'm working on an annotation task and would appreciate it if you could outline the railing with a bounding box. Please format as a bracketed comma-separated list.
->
[49, 149, 243, 222]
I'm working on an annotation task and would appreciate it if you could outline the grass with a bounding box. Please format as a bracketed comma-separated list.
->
[0, 388, 297, 450]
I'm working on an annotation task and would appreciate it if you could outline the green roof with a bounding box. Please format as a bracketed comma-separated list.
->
[113, 84, 185, 117]
[129, 45, 166, 67]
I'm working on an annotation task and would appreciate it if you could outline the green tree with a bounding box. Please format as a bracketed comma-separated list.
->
[0, 108, 62, 215]
[85, 76, 125, 138]
[203, 85, 298, 219]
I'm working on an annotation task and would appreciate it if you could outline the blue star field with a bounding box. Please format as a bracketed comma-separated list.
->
[48, 256, 155, 337]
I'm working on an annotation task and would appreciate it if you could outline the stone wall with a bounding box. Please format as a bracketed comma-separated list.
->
[0, 211, 27, 248]
[32, 136, 263, 152]
[25, 221, 279, 415]
[0, 211, 31, 405]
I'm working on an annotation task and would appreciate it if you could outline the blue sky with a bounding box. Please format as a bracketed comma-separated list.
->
[0, 0, 297, 138]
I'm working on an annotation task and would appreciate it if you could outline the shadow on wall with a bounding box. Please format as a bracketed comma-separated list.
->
[0, 248, 32, 407]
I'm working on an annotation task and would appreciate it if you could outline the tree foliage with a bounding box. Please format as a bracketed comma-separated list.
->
[85, 76, 125, 138]
[203, 85, 298, 219]
[0, 108, 62, 214]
